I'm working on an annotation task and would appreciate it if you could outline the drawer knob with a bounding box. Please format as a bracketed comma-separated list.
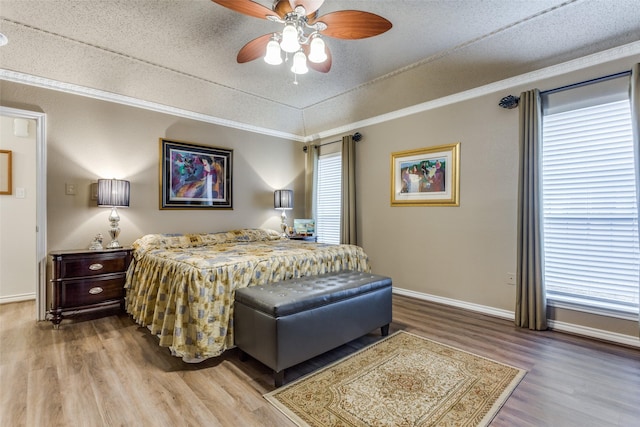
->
[89, 263, 104, 271]
[88, 287, 104, 295]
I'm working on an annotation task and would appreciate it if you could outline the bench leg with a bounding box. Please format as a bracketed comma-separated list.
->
[381, 324, 389, 336]
[274, 370, 285, 388]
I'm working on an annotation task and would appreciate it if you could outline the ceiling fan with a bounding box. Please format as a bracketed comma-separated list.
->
[211, 0, 392, 77]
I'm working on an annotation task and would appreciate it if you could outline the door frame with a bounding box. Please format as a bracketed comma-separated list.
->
[0, 106, 47, 320]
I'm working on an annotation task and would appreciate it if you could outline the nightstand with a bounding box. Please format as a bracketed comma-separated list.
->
[47, 247, 132, 328]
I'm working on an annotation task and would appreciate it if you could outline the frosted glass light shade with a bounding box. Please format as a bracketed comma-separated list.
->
[308, 37, 327, 63]
[291, 51, 308, 74]
[280, 24, 300, 53]
[264, 39, 283, 65]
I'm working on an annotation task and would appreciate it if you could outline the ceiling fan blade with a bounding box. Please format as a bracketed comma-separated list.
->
[315, 10, 392, 39]
[288, 0, 324, 15]
[304, 44, 332, 73]
[236, 33, 272, 63]
[273, 0, 293, 17]
[211, 0, 278, 20]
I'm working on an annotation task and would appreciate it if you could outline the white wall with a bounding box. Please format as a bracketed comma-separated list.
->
[0, 115, 37, 302]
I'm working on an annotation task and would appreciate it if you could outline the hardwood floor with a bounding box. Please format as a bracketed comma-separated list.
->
[1, 295, 638, 426]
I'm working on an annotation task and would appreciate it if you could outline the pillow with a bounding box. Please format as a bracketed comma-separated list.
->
[132, 228, 284, 259]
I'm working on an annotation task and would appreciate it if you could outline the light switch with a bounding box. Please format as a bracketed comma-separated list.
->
[16, 187, 26, 199]
[65, 183, 76, 195]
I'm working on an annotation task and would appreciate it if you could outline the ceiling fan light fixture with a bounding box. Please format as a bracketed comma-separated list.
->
[280, 23, 300, 53]
[210, 0, 392, 80]
[308, 36, 327, 63]
[264, 38, 283, 65]
[291, 50, 309, 74]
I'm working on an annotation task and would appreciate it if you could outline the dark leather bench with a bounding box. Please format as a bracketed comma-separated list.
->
[233, 270, 392, 387]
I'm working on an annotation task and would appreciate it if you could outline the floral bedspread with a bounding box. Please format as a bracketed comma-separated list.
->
[125, 229, 371, 361]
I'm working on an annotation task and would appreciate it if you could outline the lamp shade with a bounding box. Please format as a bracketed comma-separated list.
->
[97, 179, 130, 207]
[291, 50, 308, 75]
[280, 24, 300, 53]
[264, 38, 283, 65]
[274, 189, 293, 210]
[308, 36, 327, 63]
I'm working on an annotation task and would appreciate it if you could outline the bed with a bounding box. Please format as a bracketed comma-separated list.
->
[124, 228, 371, 361]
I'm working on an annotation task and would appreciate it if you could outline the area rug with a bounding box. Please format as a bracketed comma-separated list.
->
[264, 331, 526, 427]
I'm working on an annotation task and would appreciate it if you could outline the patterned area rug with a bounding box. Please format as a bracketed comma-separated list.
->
[264, 331, 526, 427]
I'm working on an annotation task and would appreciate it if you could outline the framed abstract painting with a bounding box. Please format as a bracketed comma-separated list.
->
[160, 138, 232, 209]
[390, 142, 460, 207]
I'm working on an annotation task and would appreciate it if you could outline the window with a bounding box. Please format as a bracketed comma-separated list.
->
[316, 152, 341, 244]
[541, 74, 639, 317]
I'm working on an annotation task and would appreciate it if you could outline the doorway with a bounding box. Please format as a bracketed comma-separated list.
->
[0, 106, 47, 320]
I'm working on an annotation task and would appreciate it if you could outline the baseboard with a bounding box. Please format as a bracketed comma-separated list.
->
[0, 293, 36, 305]
[392, 287, 640, 349]
[547, 319, 640, 349]
[392, 287, 514, 320]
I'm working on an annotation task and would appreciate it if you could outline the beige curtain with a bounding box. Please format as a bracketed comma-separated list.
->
[631, 64, 640, 334]
[340, 135, 357, 244]
[515, 89, 548, 330]
[304, 143, 318, 220]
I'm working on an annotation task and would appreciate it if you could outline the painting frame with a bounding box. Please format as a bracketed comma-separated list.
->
[0, 150, 12, 196]
[293, 219, 315, 236]
[159, 138, 233, 209]
[390, 142, 460, 207]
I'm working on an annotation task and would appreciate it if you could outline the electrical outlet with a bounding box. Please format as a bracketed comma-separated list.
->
[506, 272, 516, 285]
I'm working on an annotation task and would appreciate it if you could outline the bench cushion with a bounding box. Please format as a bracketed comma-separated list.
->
[234, 271, 392, 317]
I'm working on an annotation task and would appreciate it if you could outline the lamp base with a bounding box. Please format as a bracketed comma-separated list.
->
[105, 240, 122, 249]
[106, 226, 122, 249]
[106, 207, 122, 249]
[280, 210, 289, 238]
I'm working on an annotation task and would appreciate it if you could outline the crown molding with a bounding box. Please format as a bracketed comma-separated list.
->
[0, 69, 306, 142]
[3, 40, 639, 143]
[311, 40, 640, 142]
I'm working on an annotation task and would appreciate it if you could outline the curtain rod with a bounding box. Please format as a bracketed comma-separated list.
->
[315, 139, 340, 148]
[305, 132, 363, 150]
[499, 70, 632, 108]
[540, 70, 631, 96]
[303, 140, 338, 152]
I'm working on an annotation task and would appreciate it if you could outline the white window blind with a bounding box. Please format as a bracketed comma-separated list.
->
[541, 98, 639, 316]
[316, 152, 341, 244]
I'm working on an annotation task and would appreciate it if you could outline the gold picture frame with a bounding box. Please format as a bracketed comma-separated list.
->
[390, 143, 460, 207]
[0, 150, 12, 195]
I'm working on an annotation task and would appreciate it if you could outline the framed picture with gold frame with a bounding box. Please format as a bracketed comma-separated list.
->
[390, 143, 460, 207]
[0, 150, 12, 195]
[159, 138, 232, 209]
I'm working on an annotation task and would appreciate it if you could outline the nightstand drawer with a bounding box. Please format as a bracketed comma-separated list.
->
[58, 274, 125, 308]
[56, 252, 130, 278]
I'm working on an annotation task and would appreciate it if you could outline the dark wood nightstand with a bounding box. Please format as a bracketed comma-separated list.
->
[47, 247, 132, 328]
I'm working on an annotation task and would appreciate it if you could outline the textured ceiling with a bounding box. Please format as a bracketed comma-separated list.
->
[1, 0, 639, 138]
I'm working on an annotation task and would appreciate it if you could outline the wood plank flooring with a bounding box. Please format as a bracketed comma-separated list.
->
[1, 295, 638, 426]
